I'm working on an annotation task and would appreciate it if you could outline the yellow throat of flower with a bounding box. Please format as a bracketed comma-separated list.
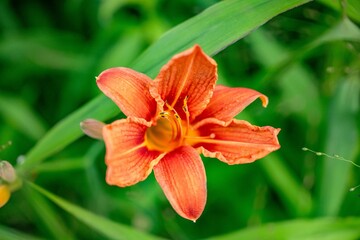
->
[145, 97, 202, 152]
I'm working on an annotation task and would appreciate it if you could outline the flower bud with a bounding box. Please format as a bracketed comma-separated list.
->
[0, 161, 16, 183]
[80, 119, 105, 140]
[0, 185, 10, 208]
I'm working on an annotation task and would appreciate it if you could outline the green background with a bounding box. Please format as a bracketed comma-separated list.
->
[0, 0, 359, 239]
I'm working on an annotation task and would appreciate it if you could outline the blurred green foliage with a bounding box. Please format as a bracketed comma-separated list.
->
[0, 0, 360, 239]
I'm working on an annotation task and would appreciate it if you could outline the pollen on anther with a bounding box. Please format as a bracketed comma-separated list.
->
[160, 112, 168, 118]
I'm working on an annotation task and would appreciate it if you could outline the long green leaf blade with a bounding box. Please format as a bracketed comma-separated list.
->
[26, 182, 162, 240]
[0, 95, 47, 140]
[259, 154, 312, 217]
[316, 77, 360, 216]
[258, 17, 360, 85]
[23, 185, 75, 240]
[18, 95, 118, 172]
[0, 224, 45, 240]
[133, 0, 312, 78]
[208, 217, 360, 240]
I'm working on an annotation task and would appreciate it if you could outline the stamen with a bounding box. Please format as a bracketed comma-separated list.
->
[159, 111, 176, 142]
[159, 111, 167, 116]
[182, 96, 190, 135]
[164, 101, 178, 116]
[183, 132, 216, 147]
[185, 133, 216, 140]
[164, 101, 184, 141]
[149, 98, 195, 152]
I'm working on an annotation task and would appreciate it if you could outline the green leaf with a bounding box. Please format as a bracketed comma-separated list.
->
[249, 28, 322, 126]
[17, 95, 119, 173]
[257, 17, 360, 86]
[0, 31, 86, 71]
[19, 0, 312, 172]
[312, 17, 360, 45]
[315, 77, 360, 216]
[96, 31, 144, 71]
[259, 154, 312, 217]
[23, 185, 75, 240]
[98, 0, 155, 24]
[235, 114, 312, 217]
[26, 182, 162, 240]
[0, 224, 45, 240]
[319, 0, 360, 23]
[207, 217, 360, 240]
[33, 157, 84, 173]
[132, 0, 313, 78]
[0, 94, 47, 140]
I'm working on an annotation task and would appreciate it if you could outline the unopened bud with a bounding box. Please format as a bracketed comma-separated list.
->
[80, 119, 105, 140]
[0, 161, 16, 183]
[0, 185, 10, 208]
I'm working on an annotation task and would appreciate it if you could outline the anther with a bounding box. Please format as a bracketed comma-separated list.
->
[158, 100, 184, 144]
[160, 111, 170, 118]
[183, 96, 189, 112]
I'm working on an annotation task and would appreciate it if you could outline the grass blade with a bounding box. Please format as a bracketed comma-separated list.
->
[23, 185, 75, 240]
[0, 224, 45, 240]
[18, 95, 118, 173]
[133, 0, 312, 78]
[0, 95, 47, 140]
[259, 154, 312, 217]
[208, 217, 360, 240]
[315, 77, 360, 216]
[26, 182, 162, 240]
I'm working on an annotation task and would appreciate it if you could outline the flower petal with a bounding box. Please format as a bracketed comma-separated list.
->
[153, 146, 207, 221]
[194, 118, 280, 164]
[103, 118, 164, 187]
[150, 45, 217, 120]
[97, 67, 157, 121]
[195, 85, 268, 122]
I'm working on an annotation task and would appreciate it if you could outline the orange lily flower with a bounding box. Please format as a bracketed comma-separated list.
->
[88, 45, 280, 221]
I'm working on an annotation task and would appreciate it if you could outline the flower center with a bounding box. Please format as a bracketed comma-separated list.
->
[145, 97, 191, 152]
[145, 97, 216, 152]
